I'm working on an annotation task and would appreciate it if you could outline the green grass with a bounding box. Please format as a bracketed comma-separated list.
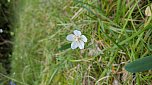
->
[4, 0, 152, 85]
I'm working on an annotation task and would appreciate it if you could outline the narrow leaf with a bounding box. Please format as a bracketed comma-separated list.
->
[125, 56, 152, 73]
[58, 43, 71, 51]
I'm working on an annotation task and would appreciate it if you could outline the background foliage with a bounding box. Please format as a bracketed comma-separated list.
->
[0, 0, 152, 85]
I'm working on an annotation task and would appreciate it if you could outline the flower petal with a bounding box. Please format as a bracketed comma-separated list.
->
[77, 40, 84, 49]
[73, 30, 81, 36]
[71, 41, 78, 49]
[0, 29, 3, 33]
[66, 34, 74, 41]
[81, 35, 87, 42]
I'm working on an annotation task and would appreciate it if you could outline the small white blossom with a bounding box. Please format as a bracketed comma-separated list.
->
[66, 30, 87, 49]
[0, 29, 3, 33]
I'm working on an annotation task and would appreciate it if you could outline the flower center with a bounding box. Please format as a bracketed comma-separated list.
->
[74, 36, 81, 41]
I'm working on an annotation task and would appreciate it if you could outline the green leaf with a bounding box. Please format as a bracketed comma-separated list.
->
[58, 43, 71, 51]
[125, 56, 152, 73]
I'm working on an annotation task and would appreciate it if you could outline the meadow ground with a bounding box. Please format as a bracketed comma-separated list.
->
[1, 0, 152, 85]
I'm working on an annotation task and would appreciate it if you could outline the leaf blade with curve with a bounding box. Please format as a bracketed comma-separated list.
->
[125, 56, 152, 73]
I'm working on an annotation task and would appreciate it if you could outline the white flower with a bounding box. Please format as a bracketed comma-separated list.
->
[66, 30, 87, 49]
[145, 4, 152, 16]
[0, 29, 3, 33]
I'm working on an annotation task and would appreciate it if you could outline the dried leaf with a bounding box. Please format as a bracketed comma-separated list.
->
[145, 4, 152, 16]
